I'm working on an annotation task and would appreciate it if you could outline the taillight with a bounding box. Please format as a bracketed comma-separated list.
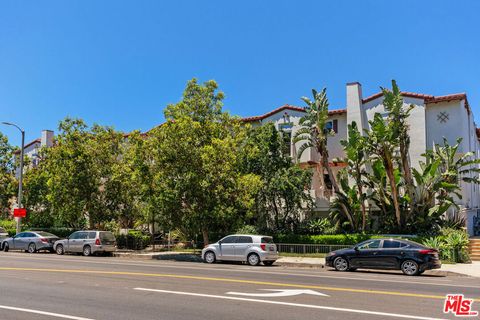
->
[419, 249, 436, 255]
[40, 238, 48, 243]
[260, 244, 266, 251]
[95, 238, 101, 245]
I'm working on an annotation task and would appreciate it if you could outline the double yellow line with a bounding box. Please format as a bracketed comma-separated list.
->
[0, 267, 476, 301]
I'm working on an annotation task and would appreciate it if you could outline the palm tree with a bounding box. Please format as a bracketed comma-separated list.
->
[293, 88, 339, 197]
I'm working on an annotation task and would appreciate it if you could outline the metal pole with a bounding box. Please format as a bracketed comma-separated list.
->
[17, 129, 25, 234]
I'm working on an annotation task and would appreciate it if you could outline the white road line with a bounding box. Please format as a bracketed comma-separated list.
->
[133, 288, 446, 320]
[0, 305, 95, 320]
[2, 254, 476, 290]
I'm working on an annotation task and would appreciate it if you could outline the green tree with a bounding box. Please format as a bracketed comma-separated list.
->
[0, 132, 15, 218]
[242, 123, 313, 233]
[155, 79, 261, 244]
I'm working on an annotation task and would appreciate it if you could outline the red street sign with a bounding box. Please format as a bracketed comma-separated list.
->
[13, 208, 26, 218]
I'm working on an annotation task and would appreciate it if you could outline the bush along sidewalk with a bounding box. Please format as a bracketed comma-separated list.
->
[274, 233, 421, 245]
[116, 231, 151, 250]
[422, 228, 470, 263]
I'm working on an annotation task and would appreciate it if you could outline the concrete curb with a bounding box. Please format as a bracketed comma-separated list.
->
[113, 252, 202, 262]
[111, 252, 476, 277]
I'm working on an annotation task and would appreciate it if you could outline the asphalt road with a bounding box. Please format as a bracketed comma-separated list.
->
[0, 252, 478, 320]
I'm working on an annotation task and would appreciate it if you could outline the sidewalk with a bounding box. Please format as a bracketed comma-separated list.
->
[113, 251, 480, 277]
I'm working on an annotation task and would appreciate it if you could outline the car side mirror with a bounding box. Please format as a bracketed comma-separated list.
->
[66, 236, 70, 240]
[354, 246, 359, 251]
[218, 241, 222, 245]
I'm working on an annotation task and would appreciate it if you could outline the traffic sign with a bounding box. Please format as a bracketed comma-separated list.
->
[13, 208, 26, 218]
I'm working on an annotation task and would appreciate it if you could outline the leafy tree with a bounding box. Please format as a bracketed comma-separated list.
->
[0, 132, 15, 218]
[155, 79, 261, 244]
[241, 123, 313, 233]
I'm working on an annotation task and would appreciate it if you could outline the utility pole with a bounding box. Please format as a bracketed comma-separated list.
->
[2, 122, 25, 234]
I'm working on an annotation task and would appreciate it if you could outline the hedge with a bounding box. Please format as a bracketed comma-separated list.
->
[274, 234, 422, 245]
[116, 231, 151, 250]
[0, 220, 16, 236]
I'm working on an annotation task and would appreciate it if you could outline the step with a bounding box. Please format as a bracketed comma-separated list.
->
[470, 254, 480, 260]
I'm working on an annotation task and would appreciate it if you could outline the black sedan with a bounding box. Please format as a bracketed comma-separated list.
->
[325, 238, 441, 276]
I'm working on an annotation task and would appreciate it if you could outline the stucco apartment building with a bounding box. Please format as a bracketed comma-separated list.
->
[20, 82, 480, 236]
[244, 82, 480, 237]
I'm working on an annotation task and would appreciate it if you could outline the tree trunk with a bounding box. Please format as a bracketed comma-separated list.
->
[384, 156, 402, 229]
[202, 229, 209, 246]
[357, 183, 367, 232]
[400, 140, 415, 220]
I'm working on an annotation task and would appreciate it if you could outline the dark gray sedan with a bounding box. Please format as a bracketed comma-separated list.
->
[1, 231, 60, 253]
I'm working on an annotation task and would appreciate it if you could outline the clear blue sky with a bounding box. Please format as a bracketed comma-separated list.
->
[1, 1, 479, 146]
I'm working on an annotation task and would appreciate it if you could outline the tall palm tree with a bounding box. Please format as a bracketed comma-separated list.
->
[293, 88, 339, 197]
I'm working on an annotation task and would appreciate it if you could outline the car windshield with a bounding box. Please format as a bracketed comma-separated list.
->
[35, 231, 56, 237]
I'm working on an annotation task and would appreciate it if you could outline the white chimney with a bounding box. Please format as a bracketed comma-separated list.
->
[41, 130, 54, 147]
[346, 82, 366, 133]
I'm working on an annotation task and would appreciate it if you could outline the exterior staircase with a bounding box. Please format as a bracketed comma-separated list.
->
[468, 238, 480, 261]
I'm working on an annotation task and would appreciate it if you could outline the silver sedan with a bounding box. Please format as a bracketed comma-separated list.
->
[1, 231, 60, 253]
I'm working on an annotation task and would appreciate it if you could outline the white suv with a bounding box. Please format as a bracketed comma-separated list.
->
[202, 234, 278, 266]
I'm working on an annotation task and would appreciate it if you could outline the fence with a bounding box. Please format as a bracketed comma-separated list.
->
[276, 243, 351, 255]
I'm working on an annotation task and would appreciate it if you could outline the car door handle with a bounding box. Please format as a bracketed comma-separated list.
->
[373, 251, 378, 255]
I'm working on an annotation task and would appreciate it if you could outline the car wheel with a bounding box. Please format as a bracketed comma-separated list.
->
[204, 251, 216, 264]
[263, 261, 274, 266]
[83, 245, 92, 256]
[247, 253, 260, 266]
[3, 243, 9, 252]
[333, 256, 349, 271]
[28, 243, 36, 254]
[56, 244, 64, 255]
[401, 260, 420, 276]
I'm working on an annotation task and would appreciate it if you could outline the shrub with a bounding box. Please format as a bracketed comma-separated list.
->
[116, 230, 151, 250]
[304, 218, 338, 235]
[273, 233, 416, 245]
[421, 228, 470, 263]
[0, 219, 16, 236]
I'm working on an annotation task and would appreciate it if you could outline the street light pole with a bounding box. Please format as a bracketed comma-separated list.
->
[2, 122, 25, 234]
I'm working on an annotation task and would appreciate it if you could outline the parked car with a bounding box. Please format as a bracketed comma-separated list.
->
[202, 234, 278, 266]
[325, 238, 441, 276]
[0, 227, 8, 240]
[54, 230, 117, 256]
[1, 231, 60, 253]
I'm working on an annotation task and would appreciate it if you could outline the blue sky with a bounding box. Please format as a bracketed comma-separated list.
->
[1, 1, 479, 146]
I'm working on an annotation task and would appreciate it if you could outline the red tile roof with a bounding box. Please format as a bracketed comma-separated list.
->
[13, 139, 41, 155]
[242, 104, 346, 122]
[362, 92, 470, 114]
